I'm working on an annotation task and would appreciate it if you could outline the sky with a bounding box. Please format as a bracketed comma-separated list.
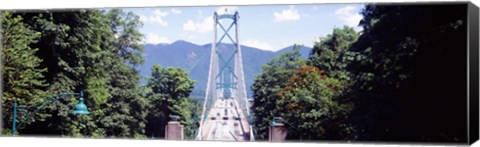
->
[126, 4, 364, 52]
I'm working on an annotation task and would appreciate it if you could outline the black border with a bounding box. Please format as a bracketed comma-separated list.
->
[468, 1, 479, 145]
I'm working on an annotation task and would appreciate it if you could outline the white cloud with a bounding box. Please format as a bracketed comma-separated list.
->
[182, 16, 213, 33]
[170, 8, 181, 14]
[180, 33, 196, 40]
[197, 10, 204, 19]
[187, 34, 195, 40]
[143, 33, 171, 44]
[242, 39, 275, 51]
[139, 9, 169, 26]
[335, 5, 363, 28]
[273, 5, 301, 22]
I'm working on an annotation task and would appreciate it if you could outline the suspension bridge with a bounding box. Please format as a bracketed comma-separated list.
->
[195, 10, 254, 141]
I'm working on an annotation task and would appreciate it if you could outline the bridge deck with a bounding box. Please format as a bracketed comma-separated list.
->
[200, 98, 250, 141]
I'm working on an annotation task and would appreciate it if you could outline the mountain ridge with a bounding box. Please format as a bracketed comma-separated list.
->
[138, 40, 312, 97]
[151, 39, 311, 53]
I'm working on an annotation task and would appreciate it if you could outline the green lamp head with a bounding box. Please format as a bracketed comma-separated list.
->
[72, 91, 90, 115]
[170, 115, 179, 121]
[271, 117, 283, 126]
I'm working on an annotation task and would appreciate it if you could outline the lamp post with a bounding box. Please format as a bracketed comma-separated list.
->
[269, 117, 287, 142]
[11, 91, 90, 136]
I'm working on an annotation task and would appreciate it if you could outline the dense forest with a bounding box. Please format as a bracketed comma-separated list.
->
[1, 3, 470, 143]
[1, 9, 200, 138]
[251, 4, 467, 142]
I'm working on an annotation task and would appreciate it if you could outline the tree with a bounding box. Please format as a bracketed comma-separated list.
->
[276, 65, 353, 140]
[1, 12, 48, 135]
[6, 9, 148, 138]
[172, 97, 202, 139]
[250, 45, 306, 140]
[145, 64, 197, 138]
[346, 4, 468, 142]
[308, 26, 359, 82]
[97, 9, 148, 138]
[16, 10, 116, 137]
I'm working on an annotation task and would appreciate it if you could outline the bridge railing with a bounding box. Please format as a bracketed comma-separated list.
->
[196, 30, 219, 140]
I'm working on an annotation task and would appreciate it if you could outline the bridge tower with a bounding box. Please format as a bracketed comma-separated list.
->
[196, 10, 252, 141]
[214, 10, 240, 99]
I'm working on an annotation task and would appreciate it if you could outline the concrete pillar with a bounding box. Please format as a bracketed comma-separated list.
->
[165, 121, 184, 140]
[269, 122, 287, 142]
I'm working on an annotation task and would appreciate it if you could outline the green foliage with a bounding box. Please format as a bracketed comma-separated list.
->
[1, 12, 47, 135]
[250, 45, 306, 140]
[309, 26, 359, 82]
[346, 4, 468, 142]
[2, 9, 148, 138]
[6, 10, 112, 137]
[276, 65, 353, 140]
[251, 28, 359, 141]
[145, 64, 198, 139]
[252, 4, 467, 142]
[172, 98, 202, 139]
[104, 9, 144, 65]
[2, 9, 197, 139]
[97, 9, 147, 138]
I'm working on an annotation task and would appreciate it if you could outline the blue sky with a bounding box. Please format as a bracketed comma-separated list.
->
[126, 4, 364, 51]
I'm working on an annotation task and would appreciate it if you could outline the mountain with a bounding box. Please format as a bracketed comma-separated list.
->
[275, 45, 312, 59]
[137, 40, 312, 98]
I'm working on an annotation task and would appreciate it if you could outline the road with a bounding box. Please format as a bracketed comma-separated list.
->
[200, 98, 250, 141]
